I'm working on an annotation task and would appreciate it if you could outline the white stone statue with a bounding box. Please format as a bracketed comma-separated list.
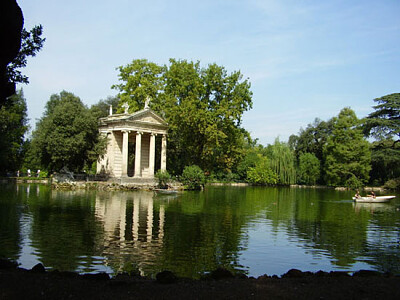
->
[144, 96, 151, 109]
[122, 102, 129, 114]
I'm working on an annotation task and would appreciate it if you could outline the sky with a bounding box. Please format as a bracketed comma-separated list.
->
[17, 0, 400, 145]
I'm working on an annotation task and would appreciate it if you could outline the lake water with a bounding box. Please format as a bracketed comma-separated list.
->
[1, 183, 399, 278]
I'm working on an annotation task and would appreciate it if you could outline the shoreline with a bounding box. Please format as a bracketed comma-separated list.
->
[1, 177, 391, 192]
[1, 260, 400, 299]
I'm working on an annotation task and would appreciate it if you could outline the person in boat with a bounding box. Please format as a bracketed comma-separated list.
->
[354, 190, 361, 199]
[367, 191, 376, 198]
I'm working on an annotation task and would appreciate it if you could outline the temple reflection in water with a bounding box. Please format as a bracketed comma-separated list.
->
[95, 191, 168, 275]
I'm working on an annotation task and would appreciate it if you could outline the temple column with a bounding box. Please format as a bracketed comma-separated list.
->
[121, 130, 129, 177]
[161, 134, 167, 171]
[149, 133, 156, 177]
[134, 131, 142, 177]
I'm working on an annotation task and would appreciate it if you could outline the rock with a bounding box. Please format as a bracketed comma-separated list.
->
[31, 263, 46, 273]
[353, 270, 382, 277]
[329, 271, 350, 277]
[0, 259, 18, 269]
[282, 269, 306, 278]
[209, 268, 234, 280]
[81, 272, 110, 280]
[315, 270, 328, 277]
[156, 270, 177, 284]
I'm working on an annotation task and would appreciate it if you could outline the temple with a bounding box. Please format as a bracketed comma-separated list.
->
[96, 103, 168, 183]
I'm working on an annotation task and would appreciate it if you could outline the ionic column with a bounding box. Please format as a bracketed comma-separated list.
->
[161, 134, 167, 171]
[134, 131, 142, 177]
[121, 130, 129, 177]
[149, 133, 156, 177]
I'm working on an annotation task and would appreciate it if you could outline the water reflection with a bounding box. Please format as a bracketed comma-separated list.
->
[0, 184, 399, 278]
[94, 191, 165, 275]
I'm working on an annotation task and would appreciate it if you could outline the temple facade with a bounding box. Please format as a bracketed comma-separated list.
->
[97, 104, 168, 179]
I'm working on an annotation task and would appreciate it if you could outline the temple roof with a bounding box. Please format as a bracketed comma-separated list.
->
[98, 108, 168, 134]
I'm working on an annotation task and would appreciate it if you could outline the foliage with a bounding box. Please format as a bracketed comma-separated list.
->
[246, 156, 278, 185]
[0, 89, 29, 174]
[155, 170, 171, 189]
[28, 91, 106, 172]
[293, 118, 334, 162]
[235, 138, 266, 180]
[6, 25, 45, 85]
[383, 178, 400, 190]
[362, 94, 400, 185]
[297, 152, 320, 185]
[345, 174, 363, 189]
[266, 139, 296, 185]
[112, 58, 253, 175]
[363, 93, 400, 142]
[323, 108, 371, 187]
[90, 96, 120, 118]
[369, 140, 400, 185]
[180, 165, 206, 190]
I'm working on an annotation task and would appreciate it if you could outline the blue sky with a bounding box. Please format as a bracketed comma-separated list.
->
[18, 0, 400, 145]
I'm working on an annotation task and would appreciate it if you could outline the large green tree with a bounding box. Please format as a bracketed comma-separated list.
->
[266, 139, 296, 185]
[0, 89, 28, 174]
[297, 152, 320, 185]
[29, 91, 105, 172]
[323, 108, 371, 187]
[113, 59, 253, 174]
[363, 93, 400, 185]
[363, 93, 400, 142]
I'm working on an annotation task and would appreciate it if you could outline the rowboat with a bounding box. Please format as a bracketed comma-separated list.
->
[352, 195, 396, 203]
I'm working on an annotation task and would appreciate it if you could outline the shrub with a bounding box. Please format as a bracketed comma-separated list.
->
[180, 165, 206, 190]
[155, 170, 171, 189]
[384, 178, 400, 190]
[246, 166, 278, 185]
[345, 174, 363, 189]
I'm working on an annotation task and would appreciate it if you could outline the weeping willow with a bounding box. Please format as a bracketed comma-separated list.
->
[267, 139, 296, 185]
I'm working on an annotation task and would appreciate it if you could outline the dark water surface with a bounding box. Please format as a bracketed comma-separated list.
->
[1, 183, 399, 278]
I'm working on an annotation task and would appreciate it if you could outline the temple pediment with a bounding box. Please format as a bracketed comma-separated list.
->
[99, 108, 168, 132]
[126, 109, 167, 126]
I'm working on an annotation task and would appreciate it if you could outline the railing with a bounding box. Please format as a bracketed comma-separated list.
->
[5, 172, 109, 182]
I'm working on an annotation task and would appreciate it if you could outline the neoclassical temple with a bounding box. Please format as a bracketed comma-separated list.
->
[97, 102, 168, 180]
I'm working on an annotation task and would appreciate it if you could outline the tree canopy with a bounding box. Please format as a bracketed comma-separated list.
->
[0, 89, 28, 174]
[363, 93, 400, 142]
[6, 25, 45, 86]
[28, 91, 105, 172]
[113, 58, 253, 175]
[323, 108, 371, 187]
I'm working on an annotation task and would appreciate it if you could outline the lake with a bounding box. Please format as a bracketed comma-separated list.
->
[1, 183, 399, 278]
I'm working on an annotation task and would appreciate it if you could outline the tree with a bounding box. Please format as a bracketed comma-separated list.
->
[246, 156, 278, 185]
[363, 93, 400, 185]
[6, 25, 46, 85]
[113, 59, 253, 175]
[294, 118, 334, 161]
[266, 139, 296, 185]
[180, 165, 206, 190]
[90, 96, 120, 118]
[369, 141, 400, 185]
[0, 89, 28, 174]
[297, 152, 320, 185]
[112, 59, 165, 113]
[363, 93, 400, 143]
[29, 91, 105, 172]
[323, 108, 371, 187]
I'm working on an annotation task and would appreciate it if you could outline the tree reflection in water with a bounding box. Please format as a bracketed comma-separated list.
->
[0, 184, 399, 278]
